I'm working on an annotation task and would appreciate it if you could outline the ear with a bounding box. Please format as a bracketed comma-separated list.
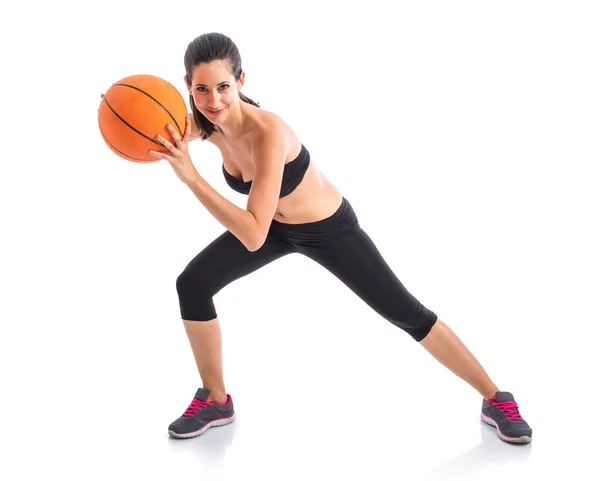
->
[238, 71, 245, 90]
[183, 75, 192, 95]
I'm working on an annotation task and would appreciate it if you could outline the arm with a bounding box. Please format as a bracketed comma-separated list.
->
[186, 131, 285, 251]
[245, 131, 287, 250]
[186, 177, 264, 251]
[158, 117, 258, 250]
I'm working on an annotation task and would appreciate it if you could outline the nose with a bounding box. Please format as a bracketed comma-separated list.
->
[206, 90, 221, 108]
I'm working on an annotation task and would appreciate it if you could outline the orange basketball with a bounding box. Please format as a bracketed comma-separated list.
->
[98, 74, 187, 163]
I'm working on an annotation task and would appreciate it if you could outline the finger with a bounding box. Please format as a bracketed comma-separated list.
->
[157, 134, 177, 153]
[182, 116, 191, 142]
[149, 150, 172, 162]
[166, 124, 183, 147]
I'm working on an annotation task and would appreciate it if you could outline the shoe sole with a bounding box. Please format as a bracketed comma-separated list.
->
[168, 412, 236, 439]
[480, 412, 532, 444]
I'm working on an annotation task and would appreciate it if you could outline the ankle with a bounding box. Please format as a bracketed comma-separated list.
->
[207, 392, 227, 404]
[483, 390, 498, 401]
[481, 382, 500, 401]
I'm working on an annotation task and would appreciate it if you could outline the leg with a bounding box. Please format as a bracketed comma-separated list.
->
[176, 229, 293, 402]
[301, 224, 498, 398]
[183, 319, 227, 403]
[419, 319, 499, 399]
[300, 225, 437, 341]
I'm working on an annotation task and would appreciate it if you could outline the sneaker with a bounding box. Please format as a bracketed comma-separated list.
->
[168, 388, 235, 439]
[481, 391, 532, 444]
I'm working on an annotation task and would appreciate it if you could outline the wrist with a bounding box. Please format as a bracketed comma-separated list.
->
[185, 171, 203, 188]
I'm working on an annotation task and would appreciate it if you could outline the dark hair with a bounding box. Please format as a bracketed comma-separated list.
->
[184, 32, 260, 140]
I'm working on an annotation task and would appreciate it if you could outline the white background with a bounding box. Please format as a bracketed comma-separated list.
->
[1, 1, 599, 479]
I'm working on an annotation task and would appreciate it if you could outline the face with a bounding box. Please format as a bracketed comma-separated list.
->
[185, 60, 244, 122]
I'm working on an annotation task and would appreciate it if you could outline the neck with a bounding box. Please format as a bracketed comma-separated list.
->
[217, 100, 249, 142]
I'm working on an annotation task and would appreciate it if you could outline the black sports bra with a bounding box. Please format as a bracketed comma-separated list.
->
[222, 144, 310, 198]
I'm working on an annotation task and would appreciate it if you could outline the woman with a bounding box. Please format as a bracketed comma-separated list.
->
[149, 32, 532, 444]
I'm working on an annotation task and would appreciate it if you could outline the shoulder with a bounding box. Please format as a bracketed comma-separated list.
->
[250, 110, 291, 152]
[251, 118, 289, 163]
[250, 108, 283, 132]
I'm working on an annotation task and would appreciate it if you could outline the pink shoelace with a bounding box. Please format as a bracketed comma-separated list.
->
[182, 397, 213, 417]
[488, 399, 524, 421]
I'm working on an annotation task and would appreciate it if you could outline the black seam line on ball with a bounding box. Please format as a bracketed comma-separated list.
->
[98, 119, 150, 161]
[112, 83, 185, 137]
[103, 96, 162, 146]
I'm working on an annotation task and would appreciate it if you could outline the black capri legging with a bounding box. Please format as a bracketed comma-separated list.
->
[176, 197, 438, 342]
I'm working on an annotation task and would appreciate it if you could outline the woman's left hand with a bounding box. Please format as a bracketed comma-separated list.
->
[150, 116, 199, 185]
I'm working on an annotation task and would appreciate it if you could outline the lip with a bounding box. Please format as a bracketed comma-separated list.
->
[207, 108, 224, 116]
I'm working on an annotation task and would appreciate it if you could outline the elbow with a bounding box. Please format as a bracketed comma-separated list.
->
[244, 212, 270, 252]
[246, 239, 265, 252]
[246, 232, 267, 252]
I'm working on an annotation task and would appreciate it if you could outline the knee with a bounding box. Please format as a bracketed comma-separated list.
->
[391, 302, 438, 342]
[176, 267, 208, 296]
[176, 269, 217, 321]
[410, 313, 438, 342]
[175, 269, 193, 295]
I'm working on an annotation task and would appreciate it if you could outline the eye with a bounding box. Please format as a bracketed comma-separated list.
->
[196, 85, 229, 93]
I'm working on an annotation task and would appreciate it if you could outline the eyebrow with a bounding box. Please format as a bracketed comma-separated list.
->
[194, 81, 230, 87]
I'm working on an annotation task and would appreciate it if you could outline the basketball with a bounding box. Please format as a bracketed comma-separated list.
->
[98, 74, 188, 163]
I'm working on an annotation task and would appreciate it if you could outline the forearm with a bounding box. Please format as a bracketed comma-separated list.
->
[186, 174, 260, 251]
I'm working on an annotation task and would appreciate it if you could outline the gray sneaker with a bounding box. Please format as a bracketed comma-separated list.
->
[481, 391, 532, 444]
[168, 388, 235, 439]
